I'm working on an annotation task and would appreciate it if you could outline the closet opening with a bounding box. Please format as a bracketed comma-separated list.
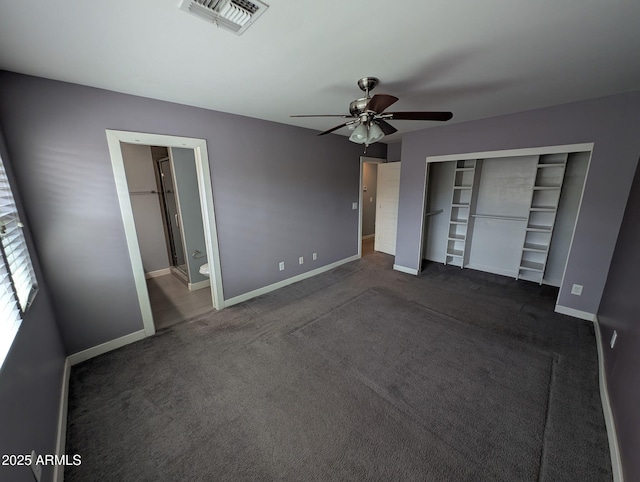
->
[419, 144, 593, 307]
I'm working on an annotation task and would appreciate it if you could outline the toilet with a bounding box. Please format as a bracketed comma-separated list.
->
[199, 263, 210, 277]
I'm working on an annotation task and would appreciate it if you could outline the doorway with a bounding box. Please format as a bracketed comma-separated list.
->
[358, 156, 385, 257]
[106, 130, 224, 337]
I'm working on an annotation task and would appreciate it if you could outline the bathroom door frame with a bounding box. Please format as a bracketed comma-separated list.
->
[106, 130, 225, 337]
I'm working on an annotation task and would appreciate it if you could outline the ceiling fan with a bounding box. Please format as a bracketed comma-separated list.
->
[291, 77, 453, 146]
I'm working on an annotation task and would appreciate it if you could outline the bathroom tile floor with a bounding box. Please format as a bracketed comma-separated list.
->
[147, 273, 213, 330]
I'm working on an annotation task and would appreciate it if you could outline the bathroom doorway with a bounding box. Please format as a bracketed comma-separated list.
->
[106, 130, 224, 337]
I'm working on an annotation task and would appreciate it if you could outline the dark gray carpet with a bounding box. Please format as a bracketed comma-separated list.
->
[65, 253, 612, 481]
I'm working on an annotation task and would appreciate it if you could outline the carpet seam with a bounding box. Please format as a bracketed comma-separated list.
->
[537, 353, 559, 482]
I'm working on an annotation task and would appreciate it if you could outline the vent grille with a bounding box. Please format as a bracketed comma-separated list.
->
[179, 0, 268, 35]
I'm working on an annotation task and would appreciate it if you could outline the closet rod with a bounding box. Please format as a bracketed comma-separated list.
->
[129, 190, 160, 195]
[472, 214, 527, 221]
[425, 209, 444, 217]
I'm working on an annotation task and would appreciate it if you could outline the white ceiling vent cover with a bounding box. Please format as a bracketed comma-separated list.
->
[179, 0, 269, 35]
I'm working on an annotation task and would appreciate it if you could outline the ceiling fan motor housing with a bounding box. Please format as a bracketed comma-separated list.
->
[349, 98, 371, 117]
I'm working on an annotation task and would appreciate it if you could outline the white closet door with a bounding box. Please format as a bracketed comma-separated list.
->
[375, 162, 401, 255]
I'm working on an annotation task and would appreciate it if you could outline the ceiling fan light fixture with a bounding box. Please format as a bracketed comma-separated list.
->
[349, 124, 368, 144]
[367, 123, 385, 144]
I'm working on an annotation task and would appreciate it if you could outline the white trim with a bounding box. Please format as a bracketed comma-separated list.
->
[106, 130, 226, 337]
[145, 268, 171, 279]
[67, 330, 146, 366]
[554, 304, 596, 321]
[106, 131, 156, 337]
[425, 143, 594, 164]
[393, 264, 419, 275]
[557, 149, 594, 307]
[188, 279, 211, 291]
[593, 316, 624, 482]
[224, 255, 359, 307]
[361, 234, 375, 240]
[53, 359, 71, 482]
[416, 160, 430, 271]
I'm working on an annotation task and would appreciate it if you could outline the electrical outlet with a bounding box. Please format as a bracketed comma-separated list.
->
[312, 253, 317, 260]
[31, 450, 42, 482]
[571, 284, 583, 296]
[278, 261, 284, 271]
[610, 330, 618, 349]
[352, 202, 358, 210]
[299, 256, 304, 265]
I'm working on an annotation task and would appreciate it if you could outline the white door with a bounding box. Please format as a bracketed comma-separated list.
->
[375, 162, 401, 255]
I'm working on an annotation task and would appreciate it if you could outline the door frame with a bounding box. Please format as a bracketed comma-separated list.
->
[358, 156, 385, 258]
[106, 130, 225, 337]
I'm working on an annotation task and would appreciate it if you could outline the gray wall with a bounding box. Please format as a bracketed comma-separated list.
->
[396, 91, 640, 315]
[362, 162, 378, 237]
[171, 147, 207, 285]
[0, 127, 66, 482]
[387, 142, 402, 162]
[597, 159, 640, 482]
[0, 71, 383, 355]
[122, 143, 170, 273]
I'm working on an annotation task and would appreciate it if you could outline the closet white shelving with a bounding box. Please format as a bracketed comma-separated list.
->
[444, 159, 481, 267]
[517, 153, 568, 283]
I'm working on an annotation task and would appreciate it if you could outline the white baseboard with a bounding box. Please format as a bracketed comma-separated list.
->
[554, 304, 597, 321]
[593, 316, 624, 482]
[393, 264, 419, 276]
[67, 329, 146, 366]
[188, 279, 211, 291]
[144, 268, 171, 279]
[361, 234, 375, 240]
[224, 255, 359, 307]
[53, 359, 71, 482]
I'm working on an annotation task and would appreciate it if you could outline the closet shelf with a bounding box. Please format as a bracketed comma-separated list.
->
[455, 167, 475, 172]
[448, 234, 466, 241]
[449, 219, 468, 225]
[472, 214, 527, 221]
[452, 185, 473, 190]
[533, 186, 562, 191]
[523, 243, 549, 252]
[446, 250, 464, 258]
[526, 224, 553, 232]
[451, 203, 470, 208]
[519, 261, 545, 272]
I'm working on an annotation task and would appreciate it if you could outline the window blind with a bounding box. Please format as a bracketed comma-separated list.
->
[0, 154, 37, 368]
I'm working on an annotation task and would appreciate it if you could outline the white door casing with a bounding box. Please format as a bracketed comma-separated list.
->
[375, 162, 401, 256]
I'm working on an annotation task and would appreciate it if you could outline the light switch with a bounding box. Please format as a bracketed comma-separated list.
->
[352, 202, 358, 210]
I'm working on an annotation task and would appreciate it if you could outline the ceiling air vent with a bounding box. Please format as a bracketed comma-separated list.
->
[179, 0, 269, 35]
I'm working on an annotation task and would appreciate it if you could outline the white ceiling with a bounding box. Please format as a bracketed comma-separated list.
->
[1, 0, 639, 143]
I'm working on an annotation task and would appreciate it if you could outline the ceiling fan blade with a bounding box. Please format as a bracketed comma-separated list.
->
[377, 120, 398, 135]
[366, 94, 399, 114]
[318, 122, 351, 136]
[290, 114, 352, 118]
[386, 111, 453, 121]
